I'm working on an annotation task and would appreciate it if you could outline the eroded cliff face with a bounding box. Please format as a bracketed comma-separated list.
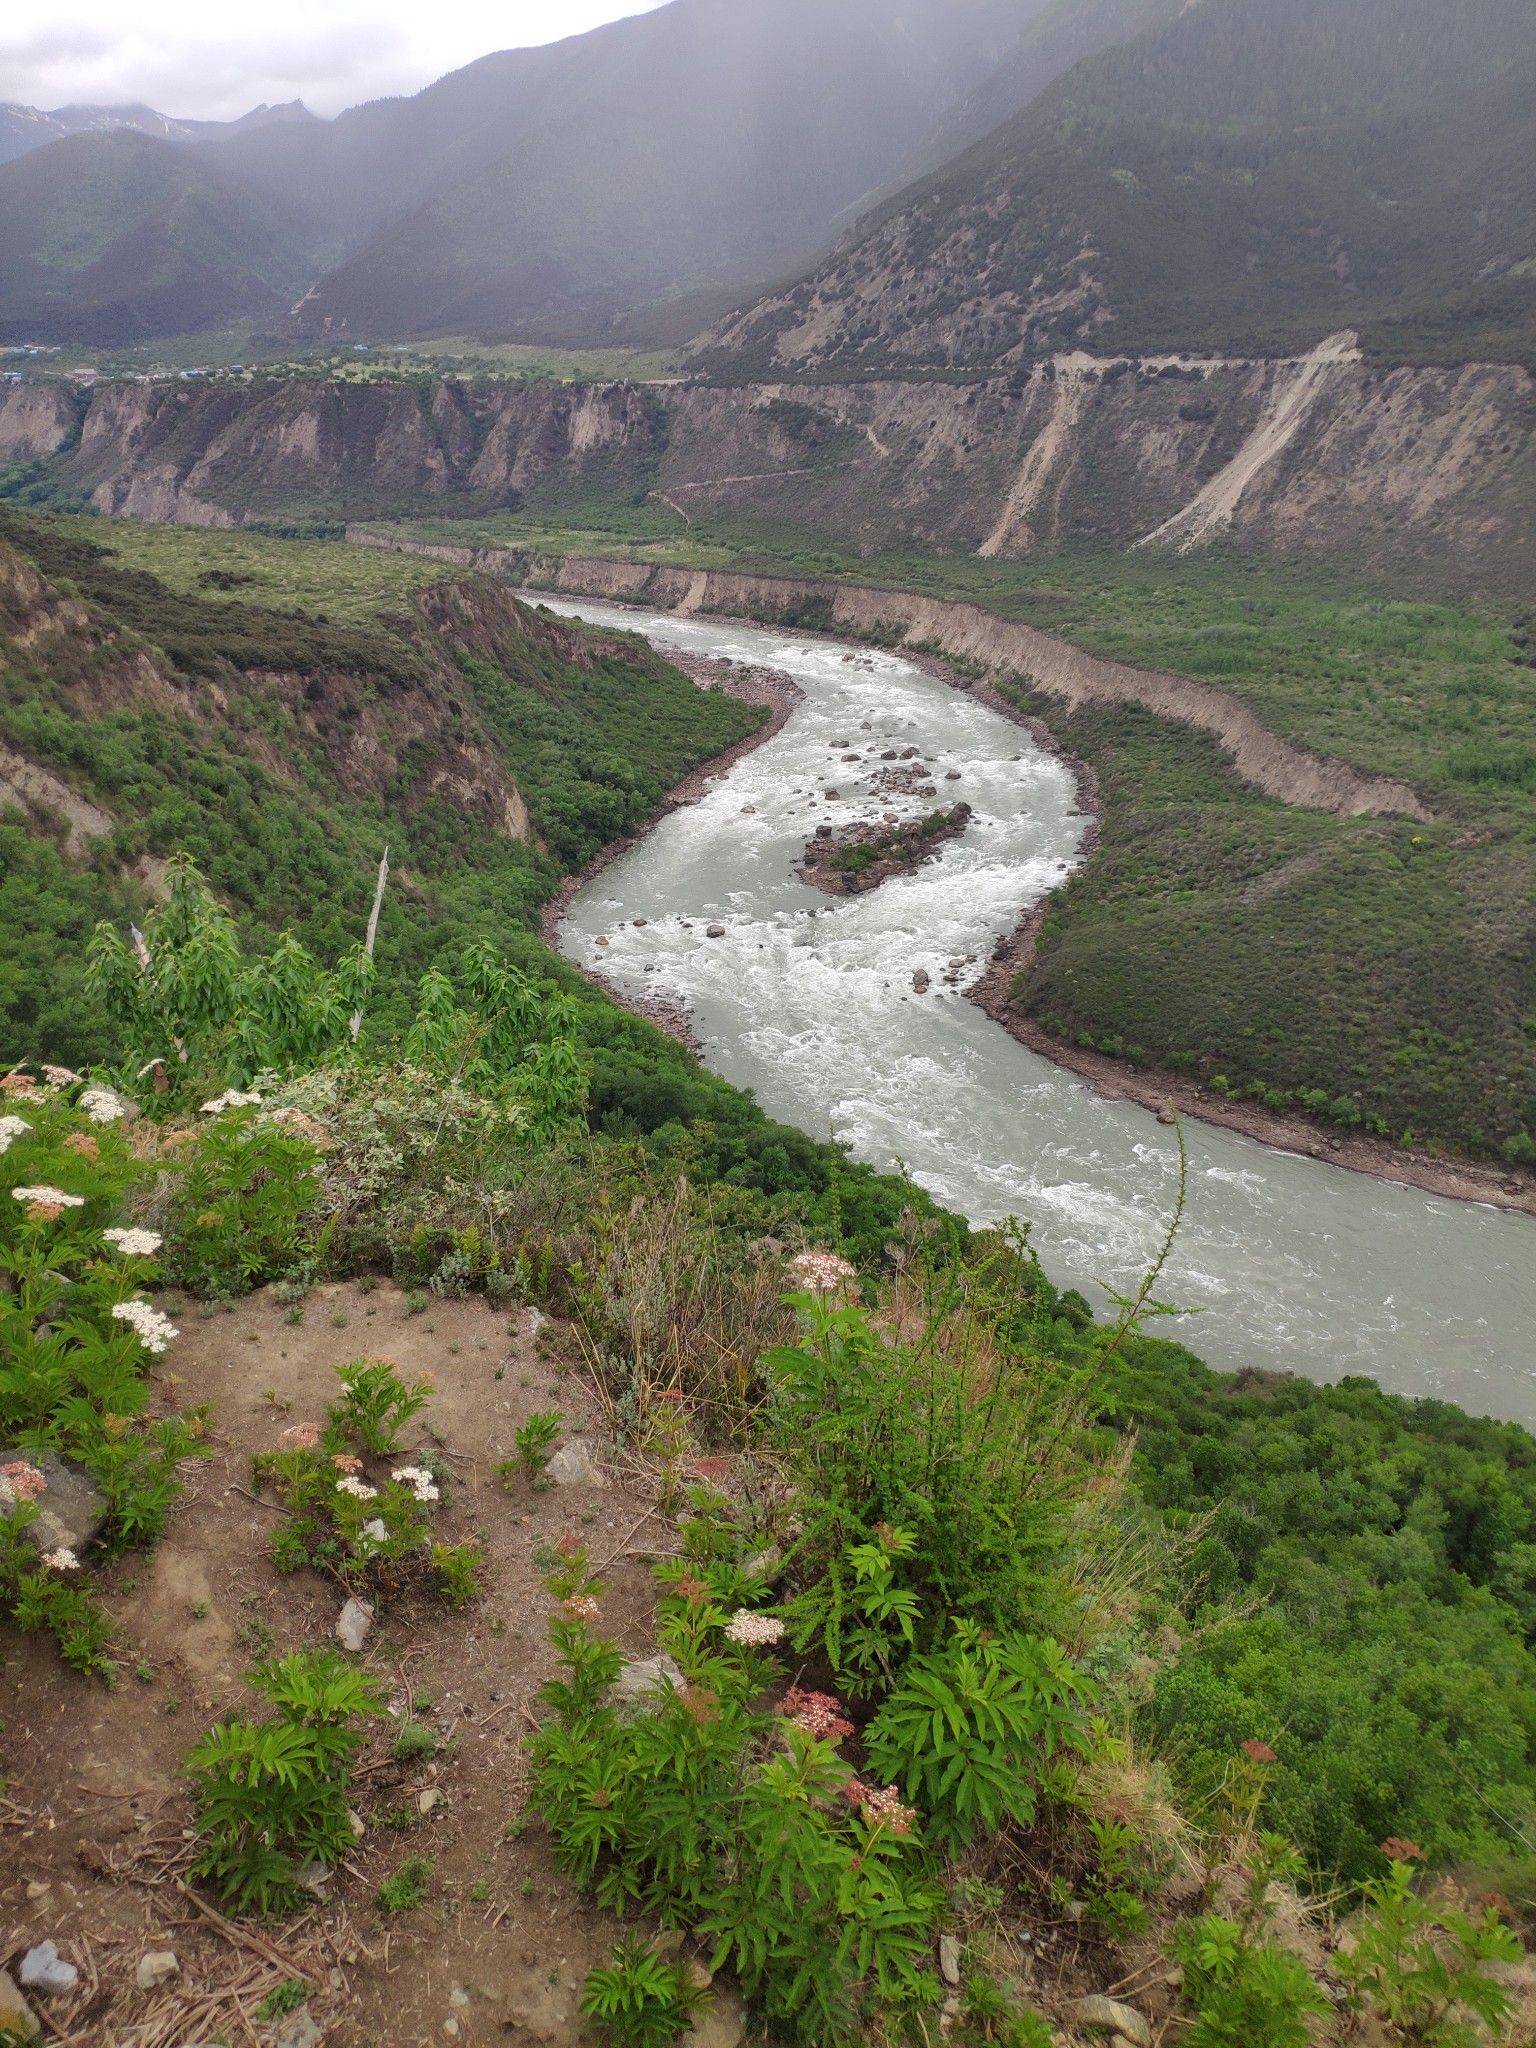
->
[0, 532, 547, 857]
[5, 350, 1533, 595]
[371, 543, 1429, 821]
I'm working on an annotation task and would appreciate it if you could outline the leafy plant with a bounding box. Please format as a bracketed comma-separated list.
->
[256, 1981, 308, 2021]
[333, 1356, 433, 1456]
[863, 1621, 1093, 1850]
[186, 1649, 384, 1914]
[377, 1856, 433, 1913]
[514, 1409, 564, 1481]
[1340, 1848, 1521, 2046]
[163, 1105, 327, 1298]
[392, 1719, 438, 1764]
[432, 1538, 487, 1609]
[579, 1937, 707, 2048]
[86, 853, 374, 1094]
[1173, 1912, 1328, 2048]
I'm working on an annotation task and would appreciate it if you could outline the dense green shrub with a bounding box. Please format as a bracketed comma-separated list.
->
[188, 1650, 384, 1913]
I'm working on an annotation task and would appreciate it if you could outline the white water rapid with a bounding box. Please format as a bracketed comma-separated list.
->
[547, 600, 1536, 1424]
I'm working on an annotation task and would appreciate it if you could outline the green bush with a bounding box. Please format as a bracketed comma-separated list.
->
[580, 1938, 708, 2048]
[863, 1621, 1093, 1851]
[187, 1649, 384, 1913]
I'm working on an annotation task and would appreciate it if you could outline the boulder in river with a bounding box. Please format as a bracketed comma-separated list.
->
[706, 923, 726, 938]
[913, 969, 931, 993]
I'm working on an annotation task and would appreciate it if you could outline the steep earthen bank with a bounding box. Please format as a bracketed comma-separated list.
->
[4, 351, 1532, 593]
[361, 538, 1432, 821]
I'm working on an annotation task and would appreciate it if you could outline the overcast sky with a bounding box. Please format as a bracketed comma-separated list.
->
[1, 0, 672, 122]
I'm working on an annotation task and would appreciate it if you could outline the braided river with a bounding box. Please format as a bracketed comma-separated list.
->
[548, 600, 1536, 1424]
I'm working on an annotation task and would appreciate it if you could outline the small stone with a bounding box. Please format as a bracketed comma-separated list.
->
[24, 1881, 50, 1901]
[0, 1970, 38, 2041]
[348, 1808, 365, 1838]
[682, 1982, 745, 2048]
[443, 2021, 460, 2039]
[273, 2008, 324, 2048]
[0, 1449, 108, 1556]
[815, 823, 833, 838]
[613, 1653, 685, 1706]
[335, 1596, 374, 1652]
[945, 769, 962, 779]
[135, 1952, 179, 1991]
[546, 1439, 605, 1489]
[295, 1859, 333, 1896]
[1071, 1996, 1152, 2047]
[823, 788, 840, 799]
[450, 1985, 472, 2009]
[418, 1789, 445, 1815]
[1157, 1107, 1177, 1125]
[18, 1943, 77, 1996]
[939, 1934, 961, 1986]
[705, 923, 726, 938]
[632, 916, 648, 926]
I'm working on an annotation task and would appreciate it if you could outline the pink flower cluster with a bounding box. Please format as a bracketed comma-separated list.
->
[842, 1779, 917, 1835]
[279, 1422, 321, 1451]
[782, 1688, 854, 1741]
[0, 1460, 48, 1505]
[562, 1594, 602, 1622]
[787, 1250, 858, 1293]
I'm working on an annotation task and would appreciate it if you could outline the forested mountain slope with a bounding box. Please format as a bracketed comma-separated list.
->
[0, 131, 312, 344]
[699, 0, 1536, 373]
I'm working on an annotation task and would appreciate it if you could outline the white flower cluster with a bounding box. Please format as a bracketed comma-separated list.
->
[110, 1298, 180, 1354]
[12, 1184, 85, 1208]
[40, 1547, 80, 1572]
[724, 1610, 786, 1647]
[201, 1089, 263, 1114]
[336, 1475, 380, 1501]
[42, 1064, 80, 1087]
[79, 1085, 127, 1124]
[102, 1227, 163, 1257]
[788, 1250, 859, 1293]
[391, 1465, 441, 1504]
[0, 1114, 33, 1154]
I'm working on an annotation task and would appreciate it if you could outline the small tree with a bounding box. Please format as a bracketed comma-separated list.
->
[87, 854, 374, 1090]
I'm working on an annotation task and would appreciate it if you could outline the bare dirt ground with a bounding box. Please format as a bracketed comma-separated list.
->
[1, 1280, 672, 2047]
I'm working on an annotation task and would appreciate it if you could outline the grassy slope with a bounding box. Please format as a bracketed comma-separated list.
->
[0, 512, 944, 1250]
[8, 510, 1536, 1886]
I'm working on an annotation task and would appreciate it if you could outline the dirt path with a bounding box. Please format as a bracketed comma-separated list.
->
[1, 1280, 669, 2047]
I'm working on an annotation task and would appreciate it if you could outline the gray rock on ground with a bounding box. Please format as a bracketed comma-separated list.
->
[1070, 1995, 1152, 2047]
[681, 1983, 745, 2048]
[335, 1596, 374, 1652]
[0, 1450, 107, 1555]
[135, 1951, 179, 1990]
[0, 1969, 39, 2039]
[613, 1653, 685, 1705]
[18, 1942, 77, 1994]
[546, 1438, 605, 1488]
[273, 2007, 325, 2048]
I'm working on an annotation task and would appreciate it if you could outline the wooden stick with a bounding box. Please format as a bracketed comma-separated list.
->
[174, 1880, 325, 1987]
[231, 1485, 291, 1516]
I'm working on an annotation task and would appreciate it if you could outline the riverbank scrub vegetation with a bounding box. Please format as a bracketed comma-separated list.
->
[5, 866, 1536, 2042]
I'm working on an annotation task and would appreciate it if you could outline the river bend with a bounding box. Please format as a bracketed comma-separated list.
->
[547, 601, 1536, 1424]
